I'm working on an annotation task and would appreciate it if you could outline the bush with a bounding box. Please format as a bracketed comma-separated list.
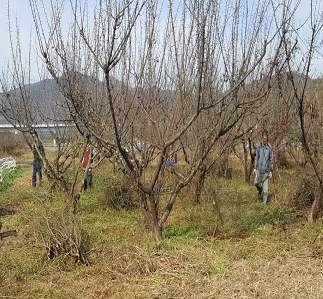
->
[286, 173, 315, 209]
[275, 149, 290, 169]
[0, 131, 26, 156]
[103, 176, 139, 210]
[41, 216, 91, 265]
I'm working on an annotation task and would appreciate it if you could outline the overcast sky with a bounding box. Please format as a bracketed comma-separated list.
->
[0, 0, 322, 82]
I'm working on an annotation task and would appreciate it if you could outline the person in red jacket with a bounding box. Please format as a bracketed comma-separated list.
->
[82, 139, 96, 191]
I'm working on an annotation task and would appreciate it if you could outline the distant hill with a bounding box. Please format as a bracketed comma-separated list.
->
[0, 72, 126, 125]
[0, 78, 63, 125]
[0, 74, 124, 125]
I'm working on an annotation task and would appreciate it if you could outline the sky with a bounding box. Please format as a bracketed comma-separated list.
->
[0, 0, 322, 82]
[0, 1, 33, 66]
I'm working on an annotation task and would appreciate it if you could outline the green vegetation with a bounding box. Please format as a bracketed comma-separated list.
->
[0, 156, 322, 298]
[0, 165, 24, 193]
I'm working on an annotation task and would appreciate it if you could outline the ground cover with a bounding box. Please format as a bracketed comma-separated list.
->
[0, 153, 322, 299]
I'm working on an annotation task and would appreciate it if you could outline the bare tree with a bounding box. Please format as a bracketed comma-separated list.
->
[280, 0, 323, 221]
[1, 0, 303, 241]
[0, 2, 95, 212]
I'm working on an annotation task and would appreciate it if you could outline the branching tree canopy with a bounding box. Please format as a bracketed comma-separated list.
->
[0, 0, 314, 241]
[278, 0, 323, 222]
[0, 4, 84, 211]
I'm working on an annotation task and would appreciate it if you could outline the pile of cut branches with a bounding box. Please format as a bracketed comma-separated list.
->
[42, 218, 91, 265]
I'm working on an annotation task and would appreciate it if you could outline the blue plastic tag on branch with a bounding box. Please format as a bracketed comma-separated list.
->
[165, 153, 178, 166]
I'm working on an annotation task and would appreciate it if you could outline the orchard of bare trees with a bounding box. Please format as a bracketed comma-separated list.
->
[0, 0, 323, 241]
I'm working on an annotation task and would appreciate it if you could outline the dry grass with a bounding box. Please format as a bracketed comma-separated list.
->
[1, 152, 323, 299]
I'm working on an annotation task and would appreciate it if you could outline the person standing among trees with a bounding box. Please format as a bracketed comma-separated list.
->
[32, 145, 42, 187]
[253, 130, 274, 204]
[82, 138, 96, 191]
[30, 130, 43, 187]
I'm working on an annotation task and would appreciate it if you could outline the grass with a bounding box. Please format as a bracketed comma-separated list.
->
[0, 165, 24, 193]
[0, 153, 323, 298]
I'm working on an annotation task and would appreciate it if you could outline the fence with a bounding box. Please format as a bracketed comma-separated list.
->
[0, 157, 16, 182]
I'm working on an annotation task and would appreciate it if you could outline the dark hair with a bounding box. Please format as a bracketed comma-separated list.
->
[86, 134, 92, 143]
[262, 130, 268, 137]
[30, 129, 38, 136]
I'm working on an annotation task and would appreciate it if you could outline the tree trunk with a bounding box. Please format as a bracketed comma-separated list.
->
[150, 197, 163, 242]
[141, 193, 163, 242]
[308, 184, 323, 223]
[247, 138, 256, 185]
[152, 221, 163, 242]
[195, 165, 207, 204]
[243, 141, 248, 183]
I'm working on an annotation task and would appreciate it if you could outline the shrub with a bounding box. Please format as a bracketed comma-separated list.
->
[0, 131, 26, 156]
[275, 149, 290, 169]
[103, 176, 139, 210]
[286, 173, 315, 209]
[41, 217, 91, 265]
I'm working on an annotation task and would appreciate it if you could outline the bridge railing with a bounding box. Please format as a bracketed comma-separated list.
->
[0, 157, 16, 182]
